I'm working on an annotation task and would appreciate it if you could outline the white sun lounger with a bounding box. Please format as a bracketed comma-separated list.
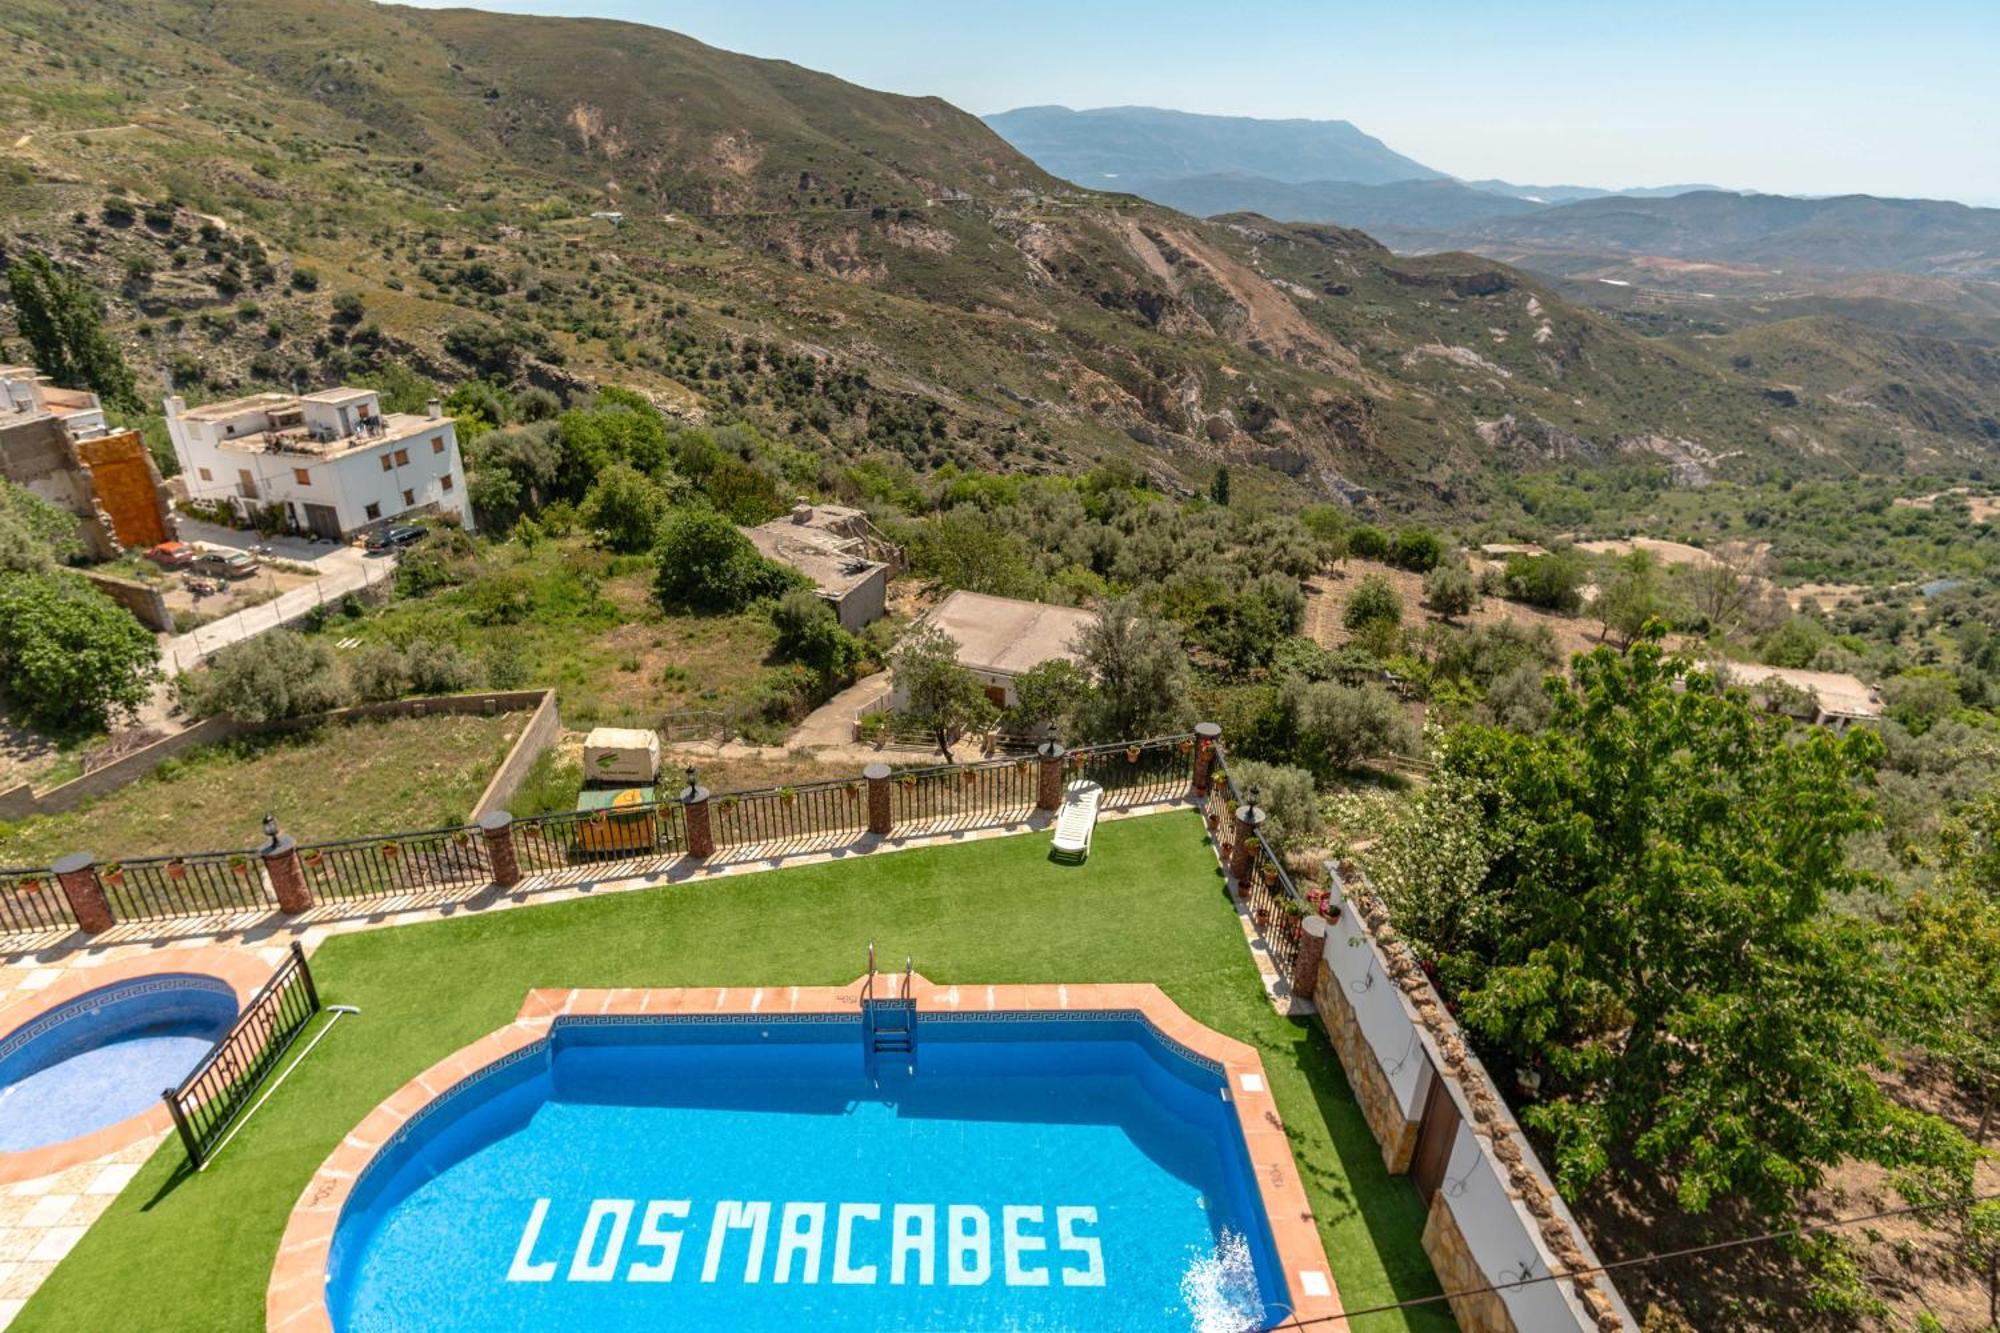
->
[1050, 780, 1103, 862]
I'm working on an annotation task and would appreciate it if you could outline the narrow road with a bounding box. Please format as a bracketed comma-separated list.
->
[159, 550, 390, 674]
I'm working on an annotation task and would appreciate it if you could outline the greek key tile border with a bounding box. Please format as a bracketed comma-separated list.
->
[0, 972, 235, 1065]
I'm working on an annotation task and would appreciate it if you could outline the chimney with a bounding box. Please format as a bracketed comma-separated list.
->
[426, 398, 442, 421]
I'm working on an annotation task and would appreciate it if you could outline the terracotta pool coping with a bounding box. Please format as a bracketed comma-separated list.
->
[0, 945, 274, 1185]
[269, 979, 1346, 1332]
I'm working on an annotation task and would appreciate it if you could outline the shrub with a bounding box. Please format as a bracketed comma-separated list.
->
[1346, 525, 1389, 561]
[1423, 564, 1479, 620]
[1503, 550, 1587, 613]
[580, 463, 670, 553]
[404, 637, 479, 694]
[653, 506, 804, 614]
[771, 588, 859, 682]
[1226, 759, 1321, 848]
[289, 266, 319, 291]
[484, 638, 531, 689]
[185, 630, 348, 723]
[348, 643, 409, 702]
[1286, 678, 1415, 775]
[1390, 526, 1445, 572]
[1343, 575, 1402, 632]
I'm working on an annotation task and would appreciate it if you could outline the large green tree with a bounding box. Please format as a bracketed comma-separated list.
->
[1069, 596, 1194, 743]
[0, 573, 159, 732]
[6, 252, 140, 410]
[889, 622, 995, 759]
[652, 506, 802, 614]
[1422, 634, 1972, 1221]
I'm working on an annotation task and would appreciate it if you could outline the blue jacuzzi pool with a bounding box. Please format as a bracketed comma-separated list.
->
[0, 974, 239, 1153]
[329, 1014, 1289, 1332]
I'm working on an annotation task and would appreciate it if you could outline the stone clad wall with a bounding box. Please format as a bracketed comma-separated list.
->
[1316, 866, 1636, 1333]
[1314, 955, 1421, 1171]
[1423, 1195, 1515, 1333]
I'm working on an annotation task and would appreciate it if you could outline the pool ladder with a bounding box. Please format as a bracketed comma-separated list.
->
[863, 943, 917, 1063]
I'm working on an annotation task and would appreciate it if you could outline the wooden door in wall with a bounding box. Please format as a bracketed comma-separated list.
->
[1409, 1057, 1461, 1205]
[302, 503, 342, 541]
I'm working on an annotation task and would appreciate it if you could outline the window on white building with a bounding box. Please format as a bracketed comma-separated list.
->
[197, 467, 213, 481]
[379, 454, 393, 473]
[394, 448, 409, 466]
[431, 436, 445, 454]
[365, 502, 381, 520]
[293, 468, 312, 485]
[440, 474, 454, 492]
[402, 489, 415, 507]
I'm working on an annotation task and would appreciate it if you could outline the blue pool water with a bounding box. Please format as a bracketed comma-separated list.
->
[330, 1014, 1290, 1332]
[0, 975, 237, 1153]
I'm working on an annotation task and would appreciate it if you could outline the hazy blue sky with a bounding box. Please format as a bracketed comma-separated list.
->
[401, 1, 1999, 204]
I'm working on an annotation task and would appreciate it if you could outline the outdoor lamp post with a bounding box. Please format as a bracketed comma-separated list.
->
[680, 766, 699, 803]
[262, 812, 280, 851]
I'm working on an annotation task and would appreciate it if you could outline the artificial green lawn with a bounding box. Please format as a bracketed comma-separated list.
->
[16, 811, 1450, 1331]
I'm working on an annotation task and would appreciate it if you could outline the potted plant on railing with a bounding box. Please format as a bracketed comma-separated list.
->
[100, 861, 125, 887]
[12, 875, 40, 896]
[227, 854, 251, 878]
[379, 841, 401, 861]
[1177, 737, 1194, 755]
[301, 847, 325, 872]
[1013, 757, 1031, 774]
[166, 858, 187, 882]
[897, 774, 918, 789]
[778, 786, 798, 807]
[842, 781, 862, 803]
[1126, 744, 1142, 763]
[960, 766, 979, 786]
[717, 795, 741, 813]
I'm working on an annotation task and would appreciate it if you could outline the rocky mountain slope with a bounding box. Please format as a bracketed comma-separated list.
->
[1, 0, 1991, 516]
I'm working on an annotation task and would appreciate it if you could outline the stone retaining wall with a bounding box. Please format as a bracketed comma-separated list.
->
[0, 690, 554, 822]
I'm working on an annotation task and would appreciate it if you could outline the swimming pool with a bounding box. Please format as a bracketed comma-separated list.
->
[0, 974, 238, 1154]
[307, 986, 1336, 1332]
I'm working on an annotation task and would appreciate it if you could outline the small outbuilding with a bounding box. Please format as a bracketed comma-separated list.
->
[741, 503, 899, 633]
[907, 590, 1098, 708]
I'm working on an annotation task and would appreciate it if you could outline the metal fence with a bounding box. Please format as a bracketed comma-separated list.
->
[0, 866, 72, 935]
[891, 757, 1040, 836]
[713, 780, 869, 853]
[102, 849, 273, 922]
[163, 941, 322, 1169]
[301, 826, 490, 903]
[1211, 743, 1309, 981]
[512, 801, 690, 879]
[1070, 735, 1199, 808]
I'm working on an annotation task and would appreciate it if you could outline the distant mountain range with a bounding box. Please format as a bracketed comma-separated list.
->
[985, 106, 2000, 281]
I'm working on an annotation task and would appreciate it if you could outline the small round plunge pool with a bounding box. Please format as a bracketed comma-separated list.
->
[0, 974, 238, 1155]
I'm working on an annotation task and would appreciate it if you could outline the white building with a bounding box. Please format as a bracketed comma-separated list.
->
[165, 388, 473, 539]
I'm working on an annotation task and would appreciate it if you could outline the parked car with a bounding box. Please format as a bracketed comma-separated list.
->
[144, 541, 197, 569]
[190, 549, 260, 580]
[366, 525, 428, 551]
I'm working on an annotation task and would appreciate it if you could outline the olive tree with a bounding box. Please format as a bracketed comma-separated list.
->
[889, 623, 995, 759]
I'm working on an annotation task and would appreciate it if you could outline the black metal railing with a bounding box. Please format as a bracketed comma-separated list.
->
[1069, 735, 1198, 808]
[163, 941, 322, 1169]
[891, 757, 1039, 836]
[102, 849, 273, 922]
[300, 825, 489, 902]
[0, 866, 71, 935]
[512, 801, 689, 877]
[713, 779, 869, 853]
[1211, 743, 1308, 979]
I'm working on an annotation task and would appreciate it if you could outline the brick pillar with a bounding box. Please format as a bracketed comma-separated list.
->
[262, 835, 312, 914]
[1036, 743, 1067, 812]
[684, 786, 715, 859]
[1191, 722, 1222, 797]
[864, 764, 893, 836]
[1229, 802, 1265, 883]
[53, 852, 113, 935]
[480, 810, 521, 888]
[1290, 913, 1329, 999]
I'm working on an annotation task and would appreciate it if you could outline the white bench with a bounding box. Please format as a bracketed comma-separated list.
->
[1050, 780, 1103, 862]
